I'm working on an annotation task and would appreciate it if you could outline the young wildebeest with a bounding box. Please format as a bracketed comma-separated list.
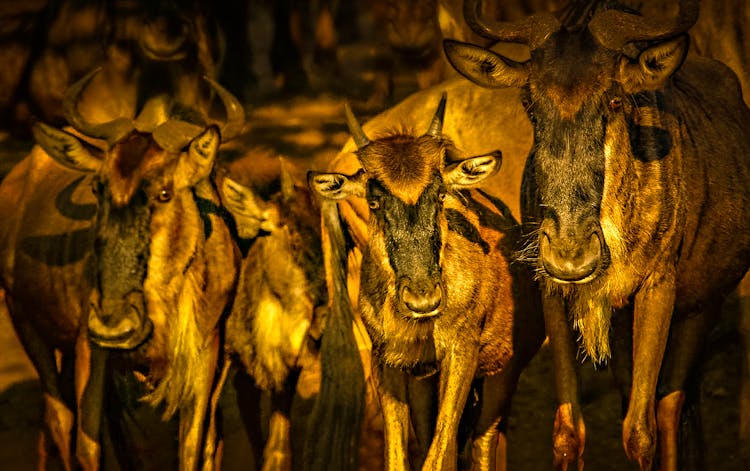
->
[219, 159, 326, 470]
[0, 71, 245, 470]
[445, 0, 750, 469]
[309, 96, 545, 470]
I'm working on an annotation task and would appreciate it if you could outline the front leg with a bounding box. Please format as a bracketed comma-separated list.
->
[261, 372, 300, 471]
[203, 356, 230, 471]
[622, 272, 676, 469]
[544, 292, 585, 471]
[379, 364, 411, 470]
[74, 327, 107, 471]
[180, 335, 219, 471]
[423, 345, 479, 471]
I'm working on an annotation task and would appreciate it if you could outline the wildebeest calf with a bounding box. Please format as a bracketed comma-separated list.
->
[310, 95, 544, 470]
[218, 157, 327, 470]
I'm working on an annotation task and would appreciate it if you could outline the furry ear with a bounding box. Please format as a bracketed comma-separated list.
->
[220, 177, 275, 239]
[444, 39, 530, 89]
[307, 170, 366, 200]
[444, 150, 502, 187]
[619, 35, 689, 92]
[179, 126, 220, 187]
[33, 122, 101, 172]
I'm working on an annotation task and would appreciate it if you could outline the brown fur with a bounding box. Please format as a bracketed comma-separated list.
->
[320, 123, 544, 469]
[358, 135, 444, 205]
[0, 126, 239, 470]
[444, 2, 750, 469]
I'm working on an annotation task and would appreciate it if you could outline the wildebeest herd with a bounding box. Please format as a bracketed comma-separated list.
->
[0, 0, 748, 470]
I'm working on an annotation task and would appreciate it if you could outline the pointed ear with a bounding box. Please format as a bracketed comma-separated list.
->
[443, 39, 530, 89]
[307, 170, 366, 200]
[32, 122, 101, 172]
[619, 35, 689, 92]
[180, 126, 220, 186]
[220, 177, 276, 239]
[444, 150, 502, 187]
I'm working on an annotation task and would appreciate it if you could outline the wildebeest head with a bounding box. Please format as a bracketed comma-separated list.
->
[444, 0, 696, 284]
[32, 69, 245, 350]
[309, 95, 501, 320]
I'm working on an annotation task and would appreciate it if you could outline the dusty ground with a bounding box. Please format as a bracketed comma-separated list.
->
[0, 41, 745, 471]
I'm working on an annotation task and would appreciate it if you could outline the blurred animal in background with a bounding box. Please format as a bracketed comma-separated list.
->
[360, 0, 570, 111]
[216, 156, 328, 470]
[628, 0, 750, 106]
[0, 0, 227, 137]
[0, 71, 246, 470]
[445, 0, 750, 469]
[311, 96, 545, 470]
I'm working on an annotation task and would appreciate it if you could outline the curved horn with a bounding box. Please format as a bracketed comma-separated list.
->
[203, 76, 246, 141]
[425, 92, 447, 138]
[589, 0, 699, 51]
[63, 67, 134, 144]
[344, 103, 370, 149]
[463, 0, 559, 50]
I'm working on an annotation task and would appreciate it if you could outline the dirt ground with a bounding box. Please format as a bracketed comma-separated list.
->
[0, 38, 746, 471]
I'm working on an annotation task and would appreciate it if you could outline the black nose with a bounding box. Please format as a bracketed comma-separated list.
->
[399, 279, 443, 317]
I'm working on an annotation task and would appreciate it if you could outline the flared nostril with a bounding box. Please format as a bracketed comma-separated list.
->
[539, 228, 603, 283]
[401, 281, 443, 315]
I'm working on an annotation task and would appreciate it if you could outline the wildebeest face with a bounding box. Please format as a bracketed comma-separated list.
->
[522, 30, 615, 283]
[444, 2, 691, 284]
[310, 95, 501, 319]
[367, 171, 446, 318]
[33, 121, 223, 349]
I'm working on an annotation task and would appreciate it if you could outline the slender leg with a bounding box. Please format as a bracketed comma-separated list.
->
[407, 373, 438, 470]
[609, 307, 633, 417]
[233, 371, 265, 466]
[379, 365, 411, 470]
[8, 303, 74, 471]
[75, 327, 107, 471]
[422, 345, 480, 471]
[622, 273, 676, 470]
[655, 306, 712, 471]
[261, 371, 299, 471]
[468, 358, 525, 471]
[203, 356, 230, 471]
[543, 293, 585, 471]
[180, 335, 219, 471]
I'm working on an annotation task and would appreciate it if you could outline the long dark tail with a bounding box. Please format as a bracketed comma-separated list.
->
[303, 200, 365, 471]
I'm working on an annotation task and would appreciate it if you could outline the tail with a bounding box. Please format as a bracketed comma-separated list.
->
[303, 200, 365, 471]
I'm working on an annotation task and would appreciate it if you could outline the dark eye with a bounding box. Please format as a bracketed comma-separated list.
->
[368, 199, 380, 210]
[609, 97, 623, 111]
[157, 188, 172, 203]
[438, 191, 447, 202]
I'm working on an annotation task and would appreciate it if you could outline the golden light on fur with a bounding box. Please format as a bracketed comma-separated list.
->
[357, 135, 444, 205]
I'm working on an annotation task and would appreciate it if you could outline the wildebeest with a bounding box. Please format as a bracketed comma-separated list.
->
[444, 0, 750, 469]
[219, 157, 327, 470]
[363, 0, 493, 109]
[310, 95, 545, 470]
[0, 70, 245, 470]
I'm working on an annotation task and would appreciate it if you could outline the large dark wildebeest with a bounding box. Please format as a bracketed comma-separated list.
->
[310, 96, 545, 470]
[444, 0, 750, 469]
[0, 71, 246, 470]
